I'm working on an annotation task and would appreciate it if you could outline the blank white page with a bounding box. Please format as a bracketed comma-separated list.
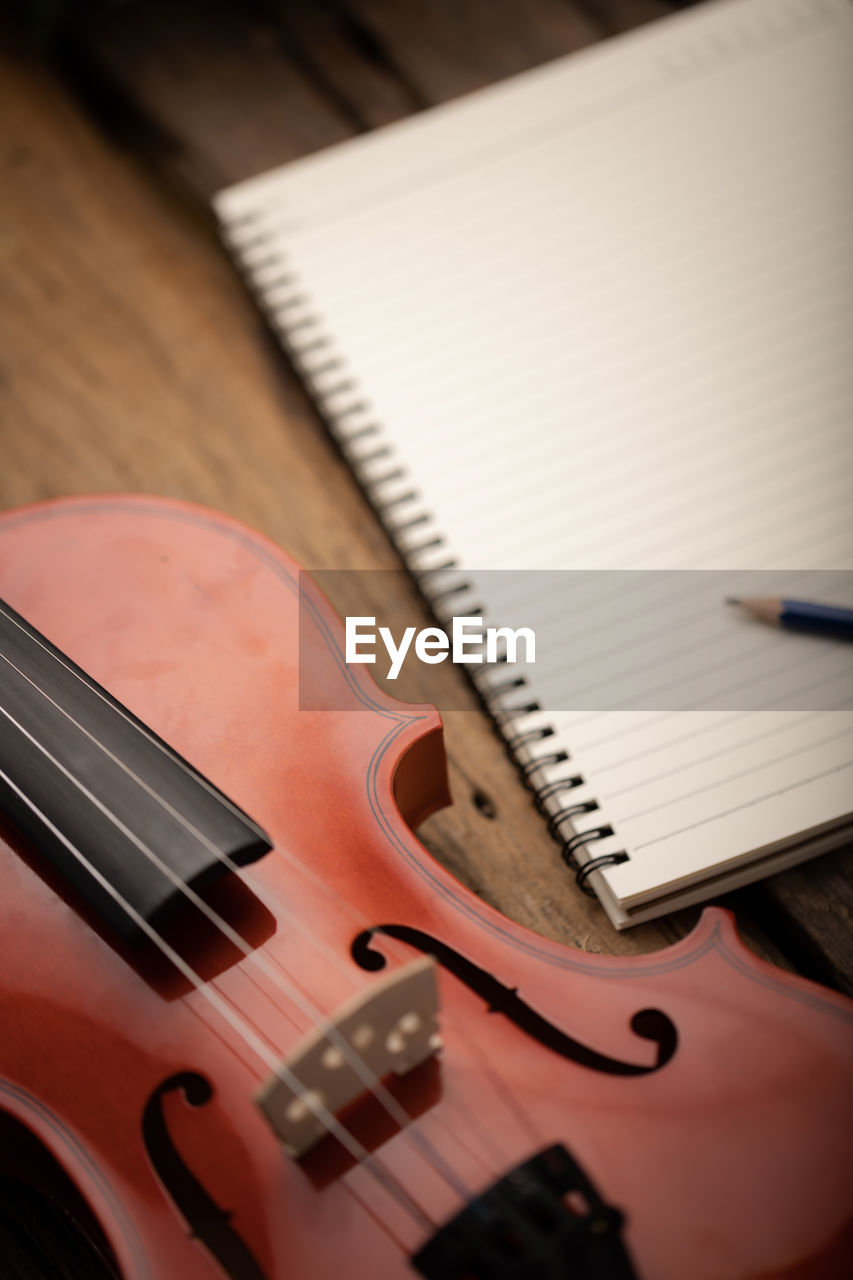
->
[217, 0, 853, 925]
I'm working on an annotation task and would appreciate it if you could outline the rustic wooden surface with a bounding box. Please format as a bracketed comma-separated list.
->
[1, 0, 850, 997]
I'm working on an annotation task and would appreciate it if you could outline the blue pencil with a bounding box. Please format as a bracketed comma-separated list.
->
[727, 596, 853, 641]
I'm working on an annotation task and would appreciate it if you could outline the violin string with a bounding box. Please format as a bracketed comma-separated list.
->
[0, 654, 474, 1202]
[257, 850, 537, 1170]
[0, 606, 431, 981]
[228, 841, 523, 1178]
[0, 598, 302, 825]
[0, 762, 436, 1236]
[341, 1178, 411, 1255]
[1, 601, 372, 994]
[0, 606, 523, 1182]
[1, 608, 521, 1184]
[0, 692, 521, 1190]
[0, 604, 416, 992]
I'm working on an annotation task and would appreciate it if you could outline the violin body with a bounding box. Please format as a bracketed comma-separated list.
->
[0, 495, 851, 1280]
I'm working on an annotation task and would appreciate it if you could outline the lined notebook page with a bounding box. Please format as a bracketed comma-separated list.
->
[217, 0, 853, 925]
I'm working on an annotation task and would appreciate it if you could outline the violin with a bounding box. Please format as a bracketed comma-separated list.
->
[1, 494, 851, 1280]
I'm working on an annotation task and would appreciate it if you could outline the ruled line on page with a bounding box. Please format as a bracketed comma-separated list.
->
[221, 0, 853, 920]
[222, 0, 843, 238]
[617, 724, 853, 825]
[631, 760, 853, 852]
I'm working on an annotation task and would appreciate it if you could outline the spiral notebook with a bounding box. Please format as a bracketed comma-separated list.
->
[215, 0, 853, 927]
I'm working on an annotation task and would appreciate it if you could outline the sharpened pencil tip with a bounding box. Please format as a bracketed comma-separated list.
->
[725, 597, 741, 606]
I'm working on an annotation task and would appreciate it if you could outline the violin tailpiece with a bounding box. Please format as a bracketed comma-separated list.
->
[413, 1143, 637, 1278]
[255, 956, 441, 1157]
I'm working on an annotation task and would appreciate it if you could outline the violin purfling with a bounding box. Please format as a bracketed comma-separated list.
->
[0, 495, 851, 1280]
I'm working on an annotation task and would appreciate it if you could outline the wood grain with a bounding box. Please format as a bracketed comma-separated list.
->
[0, 49, 716, 967]
[5, 0, 848, 985]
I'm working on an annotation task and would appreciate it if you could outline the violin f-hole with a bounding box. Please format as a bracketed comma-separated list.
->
[142, 1072, 266, 1280]
[351, 926, 678, 1076]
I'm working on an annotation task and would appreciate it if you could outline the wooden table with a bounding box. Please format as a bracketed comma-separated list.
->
[1, 0, 850, 993]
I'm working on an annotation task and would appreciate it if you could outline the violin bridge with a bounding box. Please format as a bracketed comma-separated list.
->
[256, 957, 441, 1158]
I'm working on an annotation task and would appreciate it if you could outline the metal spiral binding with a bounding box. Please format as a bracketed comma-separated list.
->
[576, 850, 630, 896]
[217, 202, 629, 897]
[498, 712, 629, 891]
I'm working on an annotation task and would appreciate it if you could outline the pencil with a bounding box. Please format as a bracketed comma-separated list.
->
[727, 596, 853, 641]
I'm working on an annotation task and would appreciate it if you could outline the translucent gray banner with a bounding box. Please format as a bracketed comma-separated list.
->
[299, 570, 853, 712]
